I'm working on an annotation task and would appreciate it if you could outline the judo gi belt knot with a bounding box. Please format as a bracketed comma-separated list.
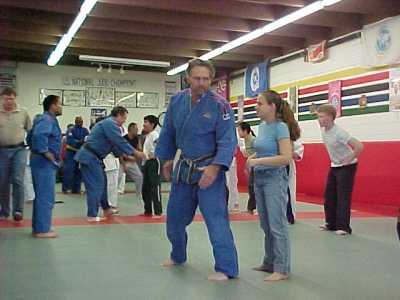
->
[177, 152, 215, 184]
[83, 143, 106, 169]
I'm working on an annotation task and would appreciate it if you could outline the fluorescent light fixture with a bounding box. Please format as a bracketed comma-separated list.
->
[79, 55, 171, 67]
[47, 0, 98, 66]
[166, 0, 344, 76]
[322, 0, 343, 6]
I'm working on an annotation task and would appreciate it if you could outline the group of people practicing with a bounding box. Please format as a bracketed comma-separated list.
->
[0, 58, 364, 282]
[61, 113, 162, 220]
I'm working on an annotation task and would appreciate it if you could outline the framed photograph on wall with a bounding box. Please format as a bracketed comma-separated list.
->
[115, 91, 137, 108]
[86, 87, 115, 107]
[137, 92, 159, 108]
[39, 88, 63, 105]
[62, 90, 86, 107]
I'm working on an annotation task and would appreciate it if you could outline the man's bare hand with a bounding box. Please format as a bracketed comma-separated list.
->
[133, 150, 146, 160]
[44, 152, 55, 162]
[162, 160, 174, 181]
[198, 165, 220, 189]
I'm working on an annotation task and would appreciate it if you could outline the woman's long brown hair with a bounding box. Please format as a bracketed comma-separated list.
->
[258, 90, 301, 141]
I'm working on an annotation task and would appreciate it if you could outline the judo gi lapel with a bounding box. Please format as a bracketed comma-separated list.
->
[176, 90, 206, 149]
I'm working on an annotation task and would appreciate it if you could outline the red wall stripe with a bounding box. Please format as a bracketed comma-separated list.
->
[236, 141, 400, 208]
[299, 84, 329, 96]
[341, 71, 389, 88]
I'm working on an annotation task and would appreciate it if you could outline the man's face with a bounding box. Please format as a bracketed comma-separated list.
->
[2, 94, 16, 111]
[115, 112, 128, 126]
[129, 124, 138, 135]
[187, 66, 212, 96]
[75, 116, 83, 127]
[53, 97, 62, 116]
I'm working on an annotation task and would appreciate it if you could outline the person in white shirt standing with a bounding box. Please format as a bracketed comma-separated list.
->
[104, 153, 120, 214]
[317, 104, 363, 236]
[141, 115, 162, 218]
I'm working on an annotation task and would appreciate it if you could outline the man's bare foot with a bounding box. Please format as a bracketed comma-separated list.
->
[161, 258, 176, 267]
[264, 272, 289, 282]
[207, 272, 229, 281]
[32, 231, 58, 238]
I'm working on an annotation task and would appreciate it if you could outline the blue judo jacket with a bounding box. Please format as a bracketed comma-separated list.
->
[155, 89, 237, 183]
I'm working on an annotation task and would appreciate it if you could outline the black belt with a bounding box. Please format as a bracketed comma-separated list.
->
[176, 152, 215, 184]
[84, 144, 103, 160]
[0, 142, 25, 149]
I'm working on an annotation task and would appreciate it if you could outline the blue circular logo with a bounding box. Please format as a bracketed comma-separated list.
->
[376, 25, 391, 54]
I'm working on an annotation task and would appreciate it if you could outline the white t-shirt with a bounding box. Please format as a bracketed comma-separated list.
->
[143, 130, 159, 161]
[321, 124, 357, 167]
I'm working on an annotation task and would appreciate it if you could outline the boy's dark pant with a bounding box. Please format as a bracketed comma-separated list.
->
[324, 163, 357, 233]
[142, 158, 162, 216]
[247, 168, 256, 212]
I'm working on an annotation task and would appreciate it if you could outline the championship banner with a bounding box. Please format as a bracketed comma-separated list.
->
[214, 76, 229, 100]
[245, 62, 268, 98]
[90, 108, 107, 127]
[361, 16, 400, 67]
[305, 40, 327, 63]
[389, 68, 400, 111]
[328, 80, 342, 118]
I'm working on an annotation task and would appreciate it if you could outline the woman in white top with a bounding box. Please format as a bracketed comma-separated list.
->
[141, 115, 162, 218]
[317, 104, 363, 235]
[286, 139, 304, 224]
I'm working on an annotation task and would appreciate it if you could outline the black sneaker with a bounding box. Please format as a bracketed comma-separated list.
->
[13, 212, 23, 222]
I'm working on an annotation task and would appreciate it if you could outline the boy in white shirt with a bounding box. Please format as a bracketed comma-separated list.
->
[104, 153, 120, 214]
[141, 115, 162, 218]
[317, 104, 363, 235]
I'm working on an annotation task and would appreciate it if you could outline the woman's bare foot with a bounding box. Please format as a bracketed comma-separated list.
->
[161, 258, 176, 267]
[207, 272, 229, 281]
[86, 217, 106, 222]
[264, 272, 289, 282]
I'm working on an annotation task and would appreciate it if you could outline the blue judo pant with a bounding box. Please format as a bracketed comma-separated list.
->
[80, 157, 110, 217]
[166, 172, 239, 278]
[31, 155, 57, 233]
[62, 151, 82, 193]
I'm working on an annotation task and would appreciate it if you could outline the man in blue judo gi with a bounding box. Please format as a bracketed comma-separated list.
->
[155, 59, 239, 281]
[62, 116, 89, 194]
[28, 95, 62, 238]
[74, 106, 144, 221]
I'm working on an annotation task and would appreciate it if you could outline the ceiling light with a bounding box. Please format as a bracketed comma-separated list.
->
[166, 0, 344, 76]
[120, 66, 125, 75]
[47, 0, 98, 66]
[108, 64, 112, 73]
[79, 55, 171, 68]
[97, 64, 102, 72]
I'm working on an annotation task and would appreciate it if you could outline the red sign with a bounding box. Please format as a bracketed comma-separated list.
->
[328, 80, 342, 118]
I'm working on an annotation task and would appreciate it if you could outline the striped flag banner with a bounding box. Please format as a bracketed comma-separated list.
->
[328, 80, 342, 118]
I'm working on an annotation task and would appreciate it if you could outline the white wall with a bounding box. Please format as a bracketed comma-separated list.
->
[15, 62, 176, 131]
[229, 37, 400, 142]
[270, 38, 362, 87]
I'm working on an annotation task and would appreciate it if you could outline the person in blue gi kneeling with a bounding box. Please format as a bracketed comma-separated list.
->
[28, 95, 62, 238]
[155, 59, 239, 281]
[74, 106, 145, 222]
